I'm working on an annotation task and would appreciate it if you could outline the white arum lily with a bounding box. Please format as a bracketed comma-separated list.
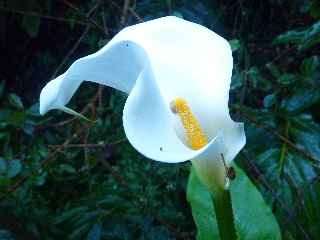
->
[40, 16, 246, 192]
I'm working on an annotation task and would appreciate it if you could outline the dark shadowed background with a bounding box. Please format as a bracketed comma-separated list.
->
[0, 0, 320, 239]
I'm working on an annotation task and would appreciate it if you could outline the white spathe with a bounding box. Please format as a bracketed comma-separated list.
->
[40, 16, 246, 191]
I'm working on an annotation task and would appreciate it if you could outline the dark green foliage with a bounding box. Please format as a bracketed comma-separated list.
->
[0, 0, 320, 239]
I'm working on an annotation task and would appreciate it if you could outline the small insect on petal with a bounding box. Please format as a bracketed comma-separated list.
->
[227, 166, 236, 180]
[220, 153, 236, 180]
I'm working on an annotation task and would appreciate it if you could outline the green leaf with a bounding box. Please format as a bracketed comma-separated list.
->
[97, 39, 109, 48]
[0, 81, 5, 97]
[257, 148, 316, 189]
[54, 207, 88, 224]
[172, 11, 184, 19]
[59, 164, 77, 174]
[273, 30, 305, 45]
[281, 89, 320, 113]
[231, 71, 243, 90]
[187, 167, 219, 240]
[263, 93, 276, 108]
[22, 15, 40, 38]
[300, 56, 319, 77]
[7, 159, 22, 178]
[34, 171, 48, 186]
[272, 21, 320, 51]
[27, 103, 41, 116]
[229, 39, 240, 52]
[0, 157, 7, 174]
[0, 229, 15, 240]
[277, 74, 296, 85]
[247, 67, 271, 91]
[266, 63, 281, 79]
[8, 93, 24, 109]
[299, 21, 320, 51]
[87, 223, 102, 240]
[187, 165, 281, 240]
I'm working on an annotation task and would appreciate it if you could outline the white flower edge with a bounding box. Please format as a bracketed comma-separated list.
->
[39, 16, 246, 179]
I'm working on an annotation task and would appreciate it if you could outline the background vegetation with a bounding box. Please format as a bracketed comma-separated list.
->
[0, 0, 320, 239]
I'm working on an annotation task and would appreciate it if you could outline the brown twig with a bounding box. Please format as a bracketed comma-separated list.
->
[61, 0, 107, 35]
[51, 0, 103, 79]
[50, 24, 91, 78]
[237, 71, 248, 118]
[101, 7, 109, 38]
[120, 0, 130, 26]
[48, 138, 127, 149]
[98, 86, 104, 107]
[108, 0, 143, 23]
[99, 157, 129, 187]
[0, 6, 88, 26]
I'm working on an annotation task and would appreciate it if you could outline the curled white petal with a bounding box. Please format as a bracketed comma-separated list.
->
[39, 16, 246, 167]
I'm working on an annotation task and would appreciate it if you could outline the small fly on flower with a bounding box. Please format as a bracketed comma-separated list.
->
[220, 153, 236, 180]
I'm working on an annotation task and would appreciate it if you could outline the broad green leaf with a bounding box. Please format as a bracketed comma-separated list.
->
[229, 39, 240, 52]
[272, 21, 320, 51]
[0, 229, 15, 240]
[98, 39, 109, 48]
[272, 30, 305, 45]
[7, 159, 22, 178]
[300, 56, 319, 77]
[27, 103, 41, 116]
[22, 15, 40, 38]
[59, 164, 77, 174]
[54, 207, 88, 224]
[34, 172, 48, 186]
[87, 223, 102, 240]
[247, 67, 271, 90]
[277, 74, 296, 85]
[303, 180, 320, 238]
[281, 89, 320, 113]
[263, 93, 276, 108]
[257, 148, 317, 189]
[172, 11, 184, 19]
[231, 71, 243, 90]
[0, 81, 5, 97]
[266, 63, 281, 78]
[0, 157, 7, 174]
[187, 167, 219, 240]
[291, 116, 320, 160]
[187, 165, 281, 240]
[299, 21, 320, 51]
[6, 110, 27, 127]
[8, 93, 24, 109]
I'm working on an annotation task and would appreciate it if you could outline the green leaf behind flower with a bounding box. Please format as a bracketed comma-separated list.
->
[187, 165, 281, 240]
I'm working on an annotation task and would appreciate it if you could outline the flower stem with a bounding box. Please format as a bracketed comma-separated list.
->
[212, 189, 237, 240]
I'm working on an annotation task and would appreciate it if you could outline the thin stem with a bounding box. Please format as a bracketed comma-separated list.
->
[278, 121, 290, 178]
[212, 189, 237, 240]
